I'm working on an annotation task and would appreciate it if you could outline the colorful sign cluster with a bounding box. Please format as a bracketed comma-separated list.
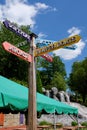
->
[34, 35, 81, 56]
[2, 20, 81, 62]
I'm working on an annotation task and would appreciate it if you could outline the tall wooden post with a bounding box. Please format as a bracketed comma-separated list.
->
[27, 33, 37, 130]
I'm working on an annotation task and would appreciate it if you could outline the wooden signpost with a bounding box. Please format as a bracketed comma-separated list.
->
[27, 35, 37, 130]
[2, 19, 81, 130]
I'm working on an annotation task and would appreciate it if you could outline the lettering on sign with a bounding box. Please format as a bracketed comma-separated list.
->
[36, 39, 77, 50]
[34, 35, 81, 56]
[3, 20, 31, 41]
[2, 42, 32, 62]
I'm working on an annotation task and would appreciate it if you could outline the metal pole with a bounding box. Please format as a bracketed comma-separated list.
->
[27, 34, 37, 130]
[53, 109, 56, 130]
[77, 114, 79, 130]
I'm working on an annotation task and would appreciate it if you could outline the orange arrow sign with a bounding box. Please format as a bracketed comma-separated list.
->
[2, 42, 32, 62]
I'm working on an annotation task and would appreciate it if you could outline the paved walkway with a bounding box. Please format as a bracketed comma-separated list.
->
[0, 125, 44, 130]
[0, 125, 26, 130]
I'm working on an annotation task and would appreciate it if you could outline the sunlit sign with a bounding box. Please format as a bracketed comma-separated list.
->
[34, 35, 81, 56]
[2, 42, 32, 62]
[3, 20, 31, 41]
[36, 39, 77, 50]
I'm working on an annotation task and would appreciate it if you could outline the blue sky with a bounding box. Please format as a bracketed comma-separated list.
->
[0, 0, 87, 77]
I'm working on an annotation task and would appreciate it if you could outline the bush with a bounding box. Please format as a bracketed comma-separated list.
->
[81, 122, 87, 127]
[39, 120, 52, 126]
[56, 122, 63, 128]
[71, 121, 78, 126]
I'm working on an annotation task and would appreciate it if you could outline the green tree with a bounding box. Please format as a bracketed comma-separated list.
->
[51, 72, 66, 91]
[36, 71, 42, 93]
[0, 21, 43, 92]
[38, 54, 66, 90]
[69, 58, 87, 103]
[0, 22, 30, 83]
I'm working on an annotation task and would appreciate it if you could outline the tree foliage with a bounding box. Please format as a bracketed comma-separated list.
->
[69, 58, 87, 103]
[36, 71, 42, 93]
[0, 22, 30, 82]
[37, 54, 66, 90]
[51, 72, 66, 91]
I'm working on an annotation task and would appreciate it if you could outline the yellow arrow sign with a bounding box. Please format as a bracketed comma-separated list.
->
[34, 35, 81, 57]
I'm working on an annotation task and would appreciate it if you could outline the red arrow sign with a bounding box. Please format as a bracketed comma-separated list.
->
[2, 42, 32, 62]
[41, 54, 53, 62]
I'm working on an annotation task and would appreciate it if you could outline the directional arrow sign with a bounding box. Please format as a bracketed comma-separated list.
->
[36, 39, 77, 50]
[3, 20, 31, 41]
[2, 42, 32, 62]
[41, 54, 53, 62]
[34, 35, 81, 57]
[63, 45, 77, 50]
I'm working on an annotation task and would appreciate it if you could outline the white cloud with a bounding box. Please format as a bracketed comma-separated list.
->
[53, 27, 86, 60]
[68, 27, 81, 37]
[54, 40, 85, 60]
[0, 0, 54, 26]
[0, 8, 3, 19]
[38, 32, 47, 38]
[35, 2, 57, 13]
[35, 2, 49, 10]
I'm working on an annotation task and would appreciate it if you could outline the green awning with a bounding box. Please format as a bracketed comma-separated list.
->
[0, 75, 78, 114]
